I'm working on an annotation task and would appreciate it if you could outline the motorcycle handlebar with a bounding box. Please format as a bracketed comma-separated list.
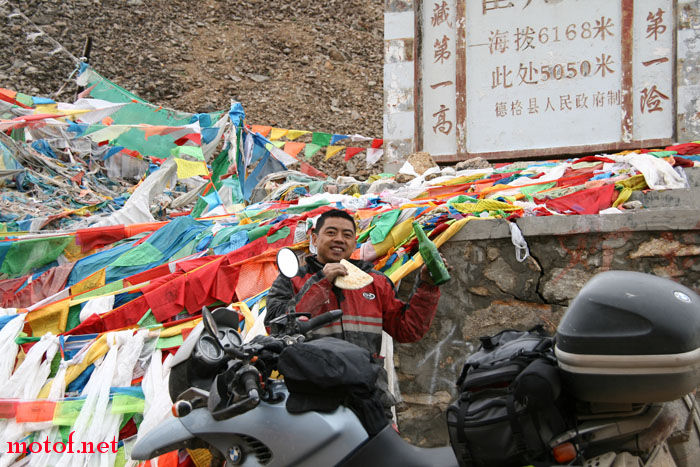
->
[297, 309, 342, 335]
[242, 371, 259, 395]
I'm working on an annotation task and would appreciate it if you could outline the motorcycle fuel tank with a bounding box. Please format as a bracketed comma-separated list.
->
[555, 271, 700, 403]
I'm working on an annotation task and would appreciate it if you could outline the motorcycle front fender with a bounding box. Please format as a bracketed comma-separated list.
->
[131, 416, 205, 460]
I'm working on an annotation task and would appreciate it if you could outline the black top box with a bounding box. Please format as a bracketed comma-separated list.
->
[555, 271, 700, 403]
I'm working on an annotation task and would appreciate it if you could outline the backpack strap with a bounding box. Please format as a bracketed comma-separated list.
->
[505, 393, 533, 462]
[455, 393, 475, 466]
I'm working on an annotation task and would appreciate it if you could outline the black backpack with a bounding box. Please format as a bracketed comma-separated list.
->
[446, 326, 572, 467]
[278, 337, 389, 435]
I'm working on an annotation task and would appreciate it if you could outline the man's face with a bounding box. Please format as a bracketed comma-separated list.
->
[312, 217, 356, 264]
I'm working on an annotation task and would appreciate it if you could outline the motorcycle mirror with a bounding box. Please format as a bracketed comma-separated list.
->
[201, 306, 222, 346]
[276, 247, 299, 278]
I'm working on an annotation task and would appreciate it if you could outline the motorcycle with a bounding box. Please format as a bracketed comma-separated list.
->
[132, 248, 700, 466]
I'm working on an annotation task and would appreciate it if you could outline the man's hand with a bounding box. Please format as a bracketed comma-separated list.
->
[419, 253, 452, 285]
[322, 262, 348, 283]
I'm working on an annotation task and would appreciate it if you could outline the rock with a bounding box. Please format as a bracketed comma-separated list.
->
[395, 173, 415, 183]
[461, 300, 563, 341]
[248, 74, 270, 83]
[456, 157, 491, 170]
[630, 238, 700, 258]
[541, 268, 594, 303]
[406, 151, 438, 175]
[486, 247, 500, 262]
[367, 179, 399, 194]
[468, 286, 489, 296]
[484, 257, 518, 294]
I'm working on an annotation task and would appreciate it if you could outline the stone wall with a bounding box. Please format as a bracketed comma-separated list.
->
[393, 208, 700, 446]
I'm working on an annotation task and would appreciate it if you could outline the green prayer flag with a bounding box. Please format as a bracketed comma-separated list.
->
[519, 182, 556, 196]
[0, 236, 73, 277]
[267, 226, 290, 244]
[312, 132, 332, 147]
[111, 242, 163, 267]
[111, 395, 145, 414]
[369, 210, 401, 244]
[357, 225, 374, 243]
[304, 143, 322, 159]
[15, 336, 40, 345]
[115, 446, 126, 467]
[137, 309, 158, 328]
[383, 255, 406, 277]
[49, 352, 61, 378]
[170, 145, 205, 161]
[80, 65, 224, 158]
[66, 304, 82, 332]
[648, 151, 676, 158]
[156, 334, 183, 349]
[80, 280, 125, 300]
[285, 200, 330, 214]
[447, 195, 478, 205]
[59, 425, 71, 443]
[15, 93, 33, 107]
[247, 225, 272, 242]
[54, 400, 85, 426]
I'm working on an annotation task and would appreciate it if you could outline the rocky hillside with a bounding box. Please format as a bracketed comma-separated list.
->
[0, 0, 384, 138]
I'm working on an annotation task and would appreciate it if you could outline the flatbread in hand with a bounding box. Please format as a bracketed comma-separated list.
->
[334, 259, 373, 290]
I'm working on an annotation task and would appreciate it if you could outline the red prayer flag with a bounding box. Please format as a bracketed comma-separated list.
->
[344, 147, 364, 161]
[184, 257, 225, 314]
[76, 225, 127, 252]
[145, 274, 187, 322]
[174, 133, 202, 146]
[299, 162, 327, 178]
[544, 183, 617, 215]
[212, 264, 240, 304]
[0, 399, 18, 418]
[15, 400, 56, 423]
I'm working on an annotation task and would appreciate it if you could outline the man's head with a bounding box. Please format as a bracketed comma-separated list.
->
[312, 209, 356, 264]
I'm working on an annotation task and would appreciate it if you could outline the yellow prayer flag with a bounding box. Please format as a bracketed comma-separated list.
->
[34, 104, 58, 113]
[439, 173, 489, 186]
[285, 130, 311, 141]
[71, 268, 106, 296]
[232, 302, 255, 334]
[39, 335, 109, 398]
[26, 297, 70, 336]
[370, 218, 415, 259]
[86, 125, 130, 143]
[269, 128, 289, 140]
[324, 145, 345, 160]
[159, 318, 201, 338]
[174, 158, 209, 179]
[62, 237, 95, 262]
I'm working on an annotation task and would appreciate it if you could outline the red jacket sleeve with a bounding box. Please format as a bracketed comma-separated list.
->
[376, 274, 440, 343]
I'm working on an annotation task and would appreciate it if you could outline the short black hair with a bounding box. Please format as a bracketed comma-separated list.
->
[315, 209, 356, 233]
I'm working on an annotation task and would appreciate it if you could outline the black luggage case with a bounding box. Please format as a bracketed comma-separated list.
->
[555, 271, 700, 403]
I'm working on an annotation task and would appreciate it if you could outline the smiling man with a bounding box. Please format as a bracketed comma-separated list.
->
[265, 209, 446, 357]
